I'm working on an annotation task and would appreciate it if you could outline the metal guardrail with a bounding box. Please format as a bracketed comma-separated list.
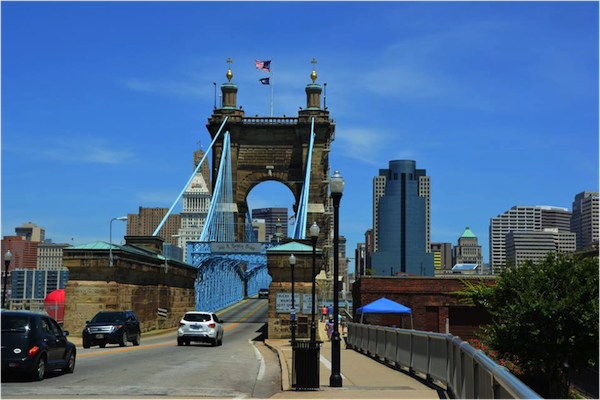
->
[347, 323, 542, 399]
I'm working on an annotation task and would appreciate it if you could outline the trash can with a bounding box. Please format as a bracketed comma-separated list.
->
[291, 339, 322, 390]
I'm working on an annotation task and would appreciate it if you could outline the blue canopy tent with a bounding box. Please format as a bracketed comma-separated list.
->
[355, 297, 413, 329]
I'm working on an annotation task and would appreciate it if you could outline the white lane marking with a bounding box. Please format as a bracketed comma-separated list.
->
[249, 339, 266, 381]
[319, 354, 347, 379]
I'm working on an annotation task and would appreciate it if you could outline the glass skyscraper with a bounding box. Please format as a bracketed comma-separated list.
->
[372, 160, 434, 276]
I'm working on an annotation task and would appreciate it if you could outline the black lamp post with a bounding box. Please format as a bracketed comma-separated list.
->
[289, 253, 297, 342]
[309, 222, 320, 342]
[329, 170, 345, 388]
[3, 251, 12, 309]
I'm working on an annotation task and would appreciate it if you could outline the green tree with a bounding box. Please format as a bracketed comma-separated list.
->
[455, 254, 598, 399]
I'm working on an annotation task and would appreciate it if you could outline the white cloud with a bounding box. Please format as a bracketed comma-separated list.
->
[336, 128, 418, 166]
[41, 139, 134, 165]
[124, 77, 212, 98]
[136, 191, 180, 206]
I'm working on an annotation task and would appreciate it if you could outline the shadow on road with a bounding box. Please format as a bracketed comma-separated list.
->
[251, 323, 268, 342]
[2, 369, 68, 383]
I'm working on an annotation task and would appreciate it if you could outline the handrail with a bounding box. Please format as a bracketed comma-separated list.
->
[347, 323, 542, 399]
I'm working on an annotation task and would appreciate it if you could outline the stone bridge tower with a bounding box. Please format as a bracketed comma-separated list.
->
[206, 60, 334, 263]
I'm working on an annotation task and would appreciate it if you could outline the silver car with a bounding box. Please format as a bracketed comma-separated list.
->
[177, 312, 224, 346]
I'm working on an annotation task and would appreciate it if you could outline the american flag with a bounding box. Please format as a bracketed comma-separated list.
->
[255, 60, 271, 72]
[289, 215, 295, 225]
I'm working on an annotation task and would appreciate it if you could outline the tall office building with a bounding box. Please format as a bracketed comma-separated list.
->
[251, 219, 266, 242]
[371, 160, 434, 276]
[355, 243, 366, 277]
[453, 227, 483, 266]
[489, 206, 542, 269]
[419, 175, 431, 252]
[127, 207, 181, 247]
[15, 222, 45, 242]
[372, 175, 386, 252]
[11, 269, 69, 301]
[37, 243, 70, 270]
[539, 206, 572, 232]
[489, 205, 575, 269]
[193, 147, 211, 194]
[177, 171, 211, 263]
[571, 191, 599, 250]
[1, 236, 39, 270]
[364, 229, 373, 270]
[251, 208, 288, 241]
[431, 242, 452, 270]
[505, 228, 576, 267]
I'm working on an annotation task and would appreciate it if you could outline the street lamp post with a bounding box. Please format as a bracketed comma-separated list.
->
[110, 216, 128, 267]
[289, 254, 297, 342]
[3, 251, 12, 309]
[309, 222, 320, 342]
[329, 170, 345, 388]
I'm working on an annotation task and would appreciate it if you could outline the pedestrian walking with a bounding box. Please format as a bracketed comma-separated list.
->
[326, 318, 334, 340]
[321, 305, 327, 322]
[327, 304, 333, 318]
[341, 315, 348, 335]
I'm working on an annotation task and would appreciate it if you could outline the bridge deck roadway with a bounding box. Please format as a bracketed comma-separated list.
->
[1, 298, 281, 399]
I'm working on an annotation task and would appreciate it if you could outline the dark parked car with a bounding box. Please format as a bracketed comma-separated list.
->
[1, 311, 76, 381]
[258, 288, 269, 299]
[82, 311, 141, 348]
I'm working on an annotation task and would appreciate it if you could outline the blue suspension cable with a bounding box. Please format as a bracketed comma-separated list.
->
[293, 117, 315, 239]
[153, 116, 229, 237]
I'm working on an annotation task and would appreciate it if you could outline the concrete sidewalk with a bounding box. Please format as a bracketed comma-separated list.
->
[265, 321, 442, 399]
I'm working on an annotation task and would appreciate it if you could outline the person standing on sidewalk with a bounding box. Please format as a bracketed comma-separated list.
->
[327, 304, 333, 318]
[321, 305, 327, 322]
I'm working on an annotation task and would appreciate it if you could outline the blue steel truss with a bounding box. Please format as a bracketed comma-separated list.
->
[190, 242, 274, 311]
[245, 209, 258, 242]
[293, 117, 315, 239]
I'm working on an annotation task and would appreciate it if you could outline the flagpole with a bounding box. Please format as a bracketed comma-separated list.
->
[270, 57, 274, 117]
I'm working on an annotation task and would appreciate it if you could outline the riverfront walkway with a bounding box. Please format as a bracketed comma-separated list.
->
[265, 321, 444, 399]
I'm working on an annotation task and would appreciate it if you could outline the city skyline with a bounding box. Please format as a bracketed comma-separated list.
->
[2, 2, 598, 273]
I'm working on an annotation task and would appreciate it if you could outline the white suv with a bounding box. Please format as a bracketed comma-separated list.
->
[177, 312, 224, 346]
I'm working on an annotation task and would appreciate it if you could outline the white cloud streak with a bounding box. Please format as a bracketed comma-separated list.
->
[40, 139, 134, 165]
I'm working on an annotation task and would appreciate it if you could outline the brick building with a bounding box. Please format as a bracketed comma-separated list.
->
[352, 275, 495, 340]
[127, 207, 181, 247]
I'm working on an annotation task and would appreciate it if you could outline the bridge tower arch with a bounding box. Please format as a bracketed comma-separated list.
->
[206, 65, 335, 268]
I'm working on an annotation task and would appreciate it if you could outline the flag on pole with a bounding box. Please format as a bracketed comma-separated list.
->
[259, 77, 270, 85]
[255, 60, 271, 72]
[289, 215, 295, 225]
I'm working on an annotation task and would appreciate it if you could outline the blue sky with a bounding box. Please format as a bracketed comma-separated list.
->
[2, 2, 598, 272]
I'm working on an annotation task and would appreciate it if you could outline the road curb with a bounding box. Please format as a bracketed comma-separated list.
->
[264, 339, 291, 392]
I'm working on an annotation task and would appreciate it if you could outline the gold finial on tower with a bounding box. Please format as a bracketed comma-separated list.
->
[310, 58, 317, 83]
[226, 57, 233, 82]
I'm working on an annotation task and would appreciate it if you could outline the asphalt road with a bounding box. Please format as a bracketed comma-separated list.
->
[2, 298, 281, 398]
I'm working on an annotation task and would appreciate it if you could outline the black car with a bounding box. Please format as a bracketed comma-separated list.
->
[258, 288, 269, 299]
[82, 310, 141, 348]
[1, 311, 76, 381]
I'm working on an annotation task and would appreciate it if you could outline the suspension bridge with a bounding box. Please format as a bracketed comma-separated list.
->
[150, 63, 335, 312]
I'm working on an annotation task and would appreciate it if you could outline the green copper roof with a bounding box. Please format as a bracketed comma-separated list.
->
[67, 241, 117, 250]
[67, 241, 166, 260]
[267, 241, 322, 254]
[460, 227, 477, 238]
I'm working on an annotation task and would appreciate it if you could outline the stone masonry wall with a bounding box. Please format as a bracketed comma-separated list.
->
[63, 249, 196, 337]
